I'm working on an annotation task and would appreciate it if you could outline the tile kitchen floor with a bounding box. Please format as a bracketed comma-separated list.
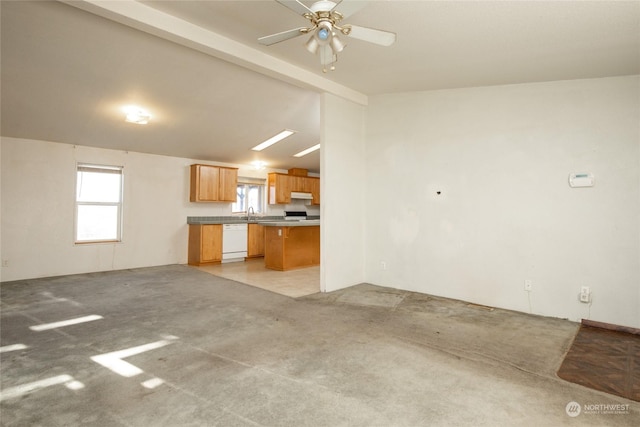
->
[194, 258, 320, 298]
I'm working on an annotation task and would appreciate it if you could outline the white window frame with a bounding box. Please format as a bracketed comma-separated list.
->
[232, 177, 266, 214]
[75, 163, 124, 244]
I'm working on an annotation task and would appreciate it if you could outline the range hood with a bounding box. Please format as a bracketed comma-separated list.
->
[290, 191, 313, 200]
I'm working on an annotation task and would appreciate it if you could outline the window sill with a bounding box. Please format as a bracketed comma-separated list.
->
[75, 240, 121, 245]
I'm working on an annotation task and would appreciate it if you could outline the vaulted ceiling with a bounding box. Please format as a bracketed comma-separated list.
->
[2, 1, 639, 173]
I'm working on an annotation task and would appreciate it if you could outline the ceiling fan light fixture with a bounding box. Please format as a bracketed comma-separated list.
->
[329, 33, 345, 53]
[314, 21, 333, 45]
[305, 35, 319, 54]
[261, 0, 396, 73]
[317, 27, 330, 41]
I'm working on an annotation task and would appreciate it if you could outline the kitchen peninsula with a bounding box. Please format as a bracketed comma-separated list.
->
[260, 220, 320, 271]
[186, 217, 319, 271]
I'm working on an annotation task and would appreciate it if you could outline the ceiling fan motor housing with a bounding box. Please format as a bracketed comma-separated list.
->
[310, 1, 337, 13]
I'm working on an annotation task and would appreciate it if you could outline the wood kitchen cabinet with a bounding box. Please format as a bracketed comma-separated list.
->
[190, 164, 238, 202]
[247, 223, 265, 258]
[306, 177, 320, 205]
[289, 176, 304, 192]
[268, 172, 320, 205]
[188, 224, 222, 265]
[264, 225, 320, 271]
[218, 167, 238, 201]
[268, 173, 292, 204]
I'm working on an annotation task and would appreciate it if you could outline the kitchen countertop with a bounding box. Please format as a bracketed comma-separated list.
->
[187, 216, 320, 225]
[258, 220, 320, 227]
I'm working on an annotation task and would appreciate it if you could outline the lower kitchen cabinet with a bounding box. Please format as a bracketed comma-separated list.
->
[264, 225, 320, 271]
[247, 223, 265, 258]
[188, 224, 222, 265]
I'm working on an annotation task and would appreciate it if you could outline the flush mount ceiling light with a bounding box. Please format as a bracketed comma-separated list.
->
[252, 129, 296, 151]
[259, 0, 396, 73]
[293, 144, 321, 157]
[123, 105, 151, 125]
[251, 160, 267, 170]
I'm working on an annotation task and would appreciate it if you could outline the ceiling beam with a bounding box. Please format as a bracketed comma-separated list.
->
[61, 0, 368, 106]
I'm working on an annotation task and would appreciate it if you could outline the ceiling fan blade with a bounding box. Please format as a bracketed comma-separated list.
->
[276, 0, 314, 16]
[258, 27, 307, 46]
[346, 24, 396, 46]
[331, 0, 367, 19]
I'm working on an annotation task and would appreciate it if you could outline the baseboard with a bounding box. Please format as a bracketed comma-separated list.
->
[581, 319, 640, 336]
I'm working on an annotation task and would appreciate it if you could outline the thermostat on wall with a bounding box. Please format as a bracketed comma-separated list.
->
[569, 173, 594, 188]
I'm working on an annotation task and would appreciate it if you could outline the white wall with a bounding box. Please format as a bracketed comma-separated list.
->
[320, 93, 366, 292]
[0, 137, 297, 282]
[4, 76, 637, 329]
[365, 76, 640, 328]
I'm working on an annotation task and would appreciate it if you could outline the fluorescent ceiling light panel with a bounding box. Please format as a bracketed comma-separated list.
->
[293, 144, 320, 157]
[252, 129, 295, 151]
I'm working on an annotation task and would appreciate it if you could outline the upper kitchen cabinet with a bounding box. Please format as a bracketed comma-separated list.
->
[268, 169, 320, 205]
[307, 177, 320, 205]
[268, 173, 292, 204]
[190, 164, 238, 202]
[218, 167, 238, 201]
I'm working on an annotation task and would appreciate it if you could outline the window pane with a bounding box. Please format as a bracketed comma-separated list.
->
[233, 184, 264, 214]
[247, 185, 262, 213]
[232, 185, 247, 213]
[77, 205, 119, 241]
[77, 170, 121, 202]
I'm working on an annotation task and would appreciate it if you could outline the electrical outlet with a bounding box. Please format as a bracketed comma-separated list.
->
[524, 279, 533, 292]
[380, 261, 387, 270]
[580, 286, 591, 303]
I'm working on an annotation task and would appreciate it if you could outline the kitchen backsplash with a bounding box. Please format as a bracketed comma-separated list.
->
[185, 197, 319, 218]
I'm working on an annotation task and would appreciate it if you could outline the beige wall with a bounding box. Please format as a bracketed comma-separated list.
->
[3, 75, 638, 329]
[320, 93, 366, 292]
[364, 75, 640, 328]
[0, 138, 310, 281]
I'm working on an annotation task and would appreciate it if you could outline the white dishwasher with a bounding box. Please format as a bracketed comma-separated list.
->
[222, 223, 248, 263]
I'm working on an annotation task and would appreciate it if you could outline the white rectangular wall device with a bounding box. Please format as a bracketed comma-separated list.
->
[569, 173, 594, 188]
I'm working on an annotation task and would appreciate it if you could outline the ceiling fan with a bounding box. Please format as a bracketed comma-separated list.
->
[258, 0, 396, 73]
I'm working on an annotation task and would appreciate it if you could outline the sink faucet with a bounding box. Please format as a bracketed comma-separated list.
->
[247, 206, 255, 221]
